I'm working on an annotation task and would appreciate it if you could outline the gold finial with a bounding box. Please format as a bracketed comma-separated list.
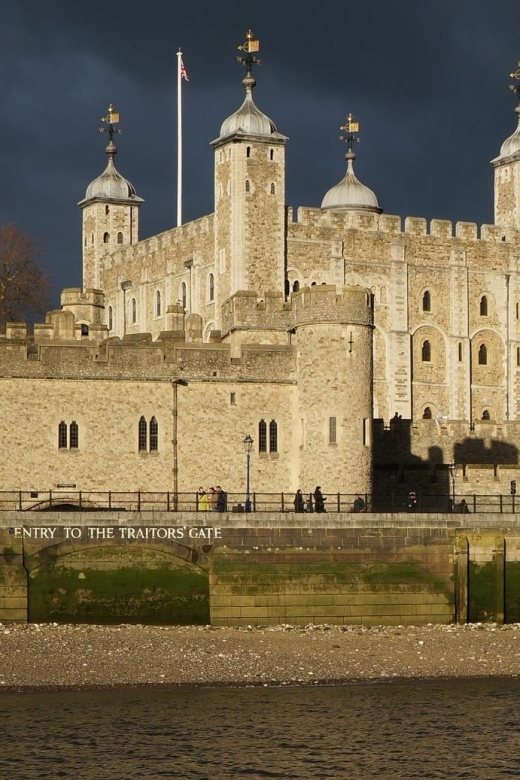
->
[99, 104, 122, 142]
[339, 113, 360, 151]
[236, 29, 261, 74]
[510, 61, 520, 81]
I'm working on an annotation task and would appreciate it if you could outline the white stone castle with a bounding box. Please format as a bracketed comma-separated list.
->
[3, 35, 520, 503]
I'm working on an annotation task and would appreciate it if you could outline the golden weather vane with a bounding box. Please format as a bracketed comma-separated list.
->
[237, 29, 261, 74]
[99, 104, 122, 142]
[339, 113, 360, 151]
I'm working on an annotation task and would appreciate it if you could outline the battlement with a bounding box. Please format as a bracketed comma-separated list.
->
[291, 284, 373, 327]
[288, 206, 520, 244]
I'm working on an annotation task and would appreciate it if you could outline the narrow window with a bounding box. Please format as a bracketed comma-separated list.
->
[181, 282, 187, 309]
[482, 409, 491, 420]
[149, 417, 158, 452]
[70, 421, 79, 450]
[245, 180, 250, 193]
[103, 232, 110, 244]
[105, 205, 110, 215]
[138, 416, 147, 452]
[284, 279, 290, 297]
[117, 232, 123, 244]
[108, 306, 113, 331]
[230, 392, 237, 406]
[270, 183, 275, 195]
[329, 416, 337, 444]
[84, 236, 87, 247]
[516, 302, 519, 320]
[363, 418, 370, 446]
[246, 146, 251, 158]
[458, 342, 462, 362]
[423, 407, 432, 419]
[269, 420, 278, 453]
[58, 421, 67, 449]
[422, 291, 431, 312]
[421, 340, 431, 362]
[91, 233, 94, 245]
[156, 291, 161, 317]
[80, 324, 89, 337]
[480, 296, 488, 316]
[478, 344, 488, 365]
[131, 298, 137, 324]
[292, 280, 300, 292]
[270, 149, 274, 160]
[517, 346, 520, 367]
[259, 419, 267, 453]
[209, 273, 214, 302]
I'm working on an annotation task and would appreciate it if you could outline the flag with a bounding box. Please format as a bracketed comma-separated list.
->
[180, 57, 189, 81]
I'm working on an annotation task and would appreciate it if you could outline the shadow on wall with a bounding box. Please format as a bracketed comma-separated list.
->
[454, 438, 519, 465]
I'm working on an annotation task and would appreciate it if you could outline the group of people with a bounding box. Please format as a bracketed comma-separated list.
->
[293, 487, 327, 513]
[197, 486, 227, 512]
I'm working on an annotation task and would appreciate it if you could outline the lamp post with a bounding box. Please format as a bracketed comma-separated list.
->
[120, 280, 132, 336]
[243, 434, 253, 512]
[448, 462, 457, 510]
[172, 378, 188, 510]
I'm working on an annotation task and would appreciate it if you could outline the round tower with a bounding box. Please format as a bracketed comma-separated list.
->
[293, 284, 374, 494]
[78, 105, 143, 291]
[492, 67, 520, 229]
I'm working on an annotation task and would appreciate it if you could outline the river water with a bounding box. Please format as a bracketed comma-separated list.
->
[1, 678, 519, 779]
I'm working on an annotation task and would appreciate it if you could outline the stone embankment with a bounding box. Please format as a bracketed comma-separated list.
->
[1, 622, 520, 691]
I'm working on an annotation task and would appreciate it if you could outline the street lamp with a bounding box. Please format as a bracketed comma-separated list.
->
[120, 280, 132, 336]
[243, 434, 253, 512]
[172, 378, 188, 510]
[448, 462, 457, 510]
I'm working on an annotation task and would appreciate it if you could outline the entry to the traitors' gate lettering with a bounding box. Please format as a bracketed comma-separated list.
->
[15, 524, 215, 625]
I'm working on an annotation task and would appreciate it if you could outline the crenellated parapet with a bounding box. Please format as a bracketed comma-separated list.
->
[291, 284, 373, 328]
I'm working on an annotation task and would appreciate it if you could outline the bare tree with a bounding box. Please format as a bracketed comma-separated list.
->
[0, 223, 51, 325]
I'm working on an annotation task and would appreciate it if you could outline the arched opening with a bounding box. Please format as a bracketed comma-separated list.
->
[422, 291, 431, 312]
[421, 340, 431, 362]
[422, 407, 432, 419]
[482, 409, 491, 420]
[480, 296, 488, 316]
[292, 280, 300, 292]
[478, 343, 488, 365]
[103, 232, 110, 244]
[117, 232, 124, 244]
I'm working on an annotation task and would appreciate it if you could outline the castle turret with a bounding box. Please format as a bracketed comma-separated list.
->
[491, 64, 520, 229]
[293, 284, 374, 493]
[210, 31, 287, 328]
[78, 105, 143, 291]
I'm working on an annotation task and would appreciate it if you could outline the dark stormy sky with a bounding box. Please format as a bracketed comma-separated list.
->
[2, 0, 520, 305]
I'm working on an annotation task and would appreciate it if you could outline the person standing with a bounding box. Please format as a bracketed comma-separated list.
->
[293, 489, 304, 513]
[216, 485, 227, 512]
[314, 486, 326, 513]
[197, 487, 210, 511]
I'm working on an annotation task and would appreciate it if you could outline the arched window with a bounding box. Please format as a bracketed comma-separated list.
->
[181, 282, 187, 309]
[270, 183, 275, 195]
[269, 420, 278, 453]
[80, 324, 89, 337]
[70, 421, 79, 449]
[117, 232, 123, 244]
[149, 417, 158, 451]
[380, 286, 387, 303]
[292, 280, 300, 292]
[138, 417, 147, 452]
[246, 146, 251, 158]
[245, 180, 250, 193]
[156, 291, 161, 317]
[258, 420, 267, 453]
[478, 344, 488, 365]
[270, 149, 274, 160]
[209, 274, 214, 302]
[480, 296, 488, 316]
[482, 409, 491, 420]
[105, 205, 110, 215]
[103, 232, 110, 244]
[423, 407, 432, 419]
[131, 298, 137, 324]
[108, 306, 113, 330]
[422, 291, 431, 312]
[421, 340, 431, 362]
[58, 421, 67, 449]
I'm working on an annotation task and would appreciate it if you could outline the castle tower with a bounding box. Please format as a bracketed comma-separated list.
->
[78, 105, 143, 290]
[321, 113, 382, 214]
[492, 64, 520, 229]
[211, 31, 287, 328]
[293, 285, 374, 494]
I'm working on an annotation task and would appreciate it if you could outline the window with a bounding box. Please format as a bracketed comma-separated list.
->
[478, 344, 488, 365]
[270, 183, 275, 195]
[108, 306, 113, 331]
[58, 421, 79, 450]
[105, 205, 110, 215]
[246, 146, 251, 158]
[131, 298, 137, 324]
[292, 280, 300, 292]
[103, 232, 110, 244]
[270, 149, 274, 160]
[138, 417, 147, 452]
[422, 291, 431, 312]
[482, 409, 491, 420]
[149, 417, 158, 452]
[245, 180, 250, 193]
[480, 296, 488, 316]
[269, 420, 278, 453]
[80, 324, 89, 337]
[517, 347, 520, 367]
[181, 282, 187, 309]
[230, 392, 237, 406]
[259, 420, 267, 453]
[423, 407, 432, 419]
[329, 416, 337, 444]
[209, 273, 214, 302]
[517, 303, 519, 320]
[117, 232, 123, 244]
[458, 342, 462, 362]
[156, 291, 161, 317]
[421, 340, 431, 362]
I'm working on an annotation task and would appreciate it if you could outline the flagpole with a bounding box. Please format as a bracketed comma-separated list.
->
[176, 49, 183, 227]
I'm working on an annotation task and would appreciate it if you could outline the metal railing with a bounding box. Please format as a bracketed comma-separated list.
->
[0, 490, 518, 513]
